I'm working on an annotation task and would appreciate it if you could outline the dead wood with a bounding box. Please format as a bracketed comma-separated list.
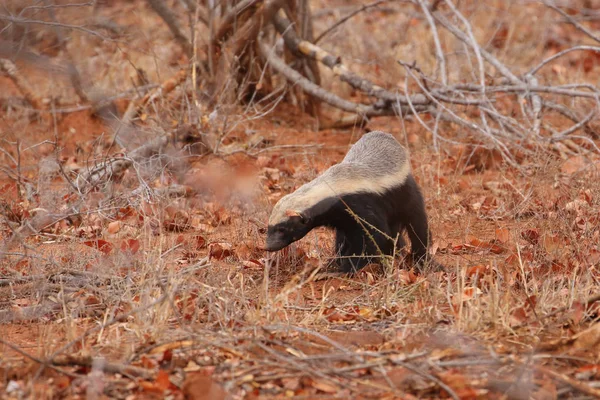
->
[120, 69, 189, 126]
[213, 0, 262, 47]
[0, 59, 44, 110]
[214, 0, 288, 103]
[258, 39, 402, 118]
[272, 14, 428, 109]
[52, 355, 154, 380]
[75, 135, 169, 193]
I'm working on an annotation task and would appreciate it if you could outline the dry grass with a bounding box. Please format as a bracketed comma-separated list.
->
[1, 0, 600, 398]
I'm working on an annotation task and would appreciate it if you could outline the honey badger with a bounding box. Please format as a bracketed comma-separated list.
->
[265, 131, 433, 272]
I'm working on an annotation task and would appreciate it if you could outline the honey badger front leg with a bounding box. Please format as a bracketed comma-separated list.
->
[334, 208, 394, 273]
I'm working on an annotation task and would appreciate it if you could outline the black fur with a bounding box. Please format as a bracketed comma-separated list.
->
[266, 175, 431, 272]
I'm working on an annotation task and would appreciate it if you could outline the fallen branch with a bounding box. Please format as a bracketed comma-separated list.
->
[273, 14, 428, 108]
[0, 338, 80, 379]
[52, 355, 154, 380]
[75, 135, 169, 193]
[535, 365, 600, 398]
[544, 0, 600, 44]
[0, 59, 45, 110]
[120, 69, 189, 126]
[258, 39, 400, 118]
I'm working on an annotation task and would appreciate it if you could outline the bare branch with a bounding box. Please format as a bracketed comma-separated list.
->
[273, 14, 428, 107]
[544, 0, 600, 43]
[314, 0, 389, 44]
[416, 0, 447, 85]
[0, 59, 44, 110]
[258, 39, 399, 118]
[146, 0, 193, 57]
[527, 45, 600, 76]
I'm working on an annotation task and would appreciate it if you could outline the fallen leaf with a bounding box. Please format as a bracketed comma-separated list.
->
[495, 227, 510, 243]
[466, 264, 488, 278]
[209, 243, 234, 260]
[311, 379, 338, 394]
[120, 239, 140, 254]
[521, 229, 540, 244]
[510, 307, 528, 325]
[192, 235, 206, 250]
[155, 370, 171, 392]
[182, 373, 227, 400]
[468, 235, 505, 254]
[83, 239, 114, 255]
[107, 220, 121, 234]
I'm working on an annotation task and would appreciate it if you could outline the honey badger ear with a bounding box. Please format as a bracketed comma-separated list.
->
[285, 209, 307, 223]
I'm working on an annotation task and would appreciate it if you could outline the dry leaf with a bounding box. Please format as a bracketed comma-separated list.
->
[495, 227, 510, 243]
[311, 379, 338, 394]
[466, 264, 488, 278]
[182, 373, 227, 400]
[155, 370, 171, 392]
[107, 220, 121, 234]
[209, 243, 234, 260]
[120, 239, 140, 254]
[83, 239, 114, 255]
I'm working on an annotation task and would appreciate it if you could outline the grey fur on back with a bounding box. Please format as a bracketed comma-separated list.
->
[308, 131, 408, 187]
[342, 131, 407, 173]
[269, 131, 410, 225]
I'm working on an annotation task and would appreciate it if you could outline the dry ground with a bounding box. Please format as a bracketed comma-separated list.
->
[1, 1, 600, 399]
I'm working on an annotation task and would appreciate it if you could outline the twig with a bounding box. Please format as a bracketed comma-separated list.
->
[395, 360, 460, 400]
[535, 365, 600, 398]
[75, 134, 169, 193]
[527, 45, 600, 76]
[0, 59, 44, 109]
[416, 0, 447, 85]
[544, 0, 600, 43]
[146, 0, 193, 56]
[0, 15, 113, 40]
[273, 14, 428, 107]
[433, 11, 521, 85]
[513, 292, 600, 329]
[258, 38, 397, 118]
[0, 338, 81, 379]
[551, 109, 597, 140]
[314, 0, 389, 44]
[52, 355, 154, 379]
[213, 0, 261, 46]
[36, 290, 171, 379]
[43, 0, 89, 103]
[121, 69, 188, 125]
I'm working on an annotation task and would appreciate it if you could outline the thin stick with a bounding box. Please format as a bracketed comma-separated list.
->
[258, 39, 395, 117]
[0, 338, 81, 379]
[314, 0, 389, 44]
[527, 45, 600, 76]
[544, 0, 600, 43]
[417, 0, 447, 85]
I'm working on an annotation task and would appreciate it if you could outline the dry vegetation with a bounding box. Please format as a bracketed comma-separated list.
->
[1, 0, 600, 399]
